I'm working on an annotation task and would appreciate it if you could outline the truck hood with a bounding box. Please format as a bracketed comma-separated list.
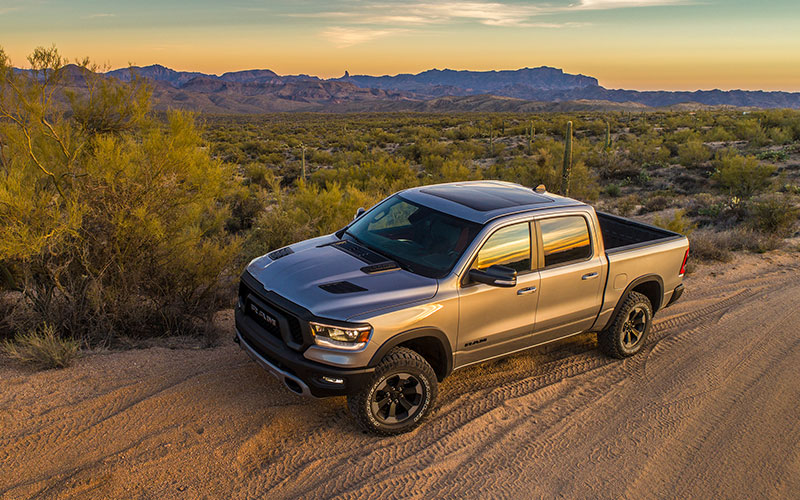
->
[246, 235, 438, 321]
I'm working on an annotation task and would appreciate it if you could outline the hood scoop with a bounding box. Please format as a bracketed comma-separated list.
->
[361, 261, 400, 274]
[328, 240, 386, 264]
[268, 246, 294, 260]
[319, 281, 368, 294]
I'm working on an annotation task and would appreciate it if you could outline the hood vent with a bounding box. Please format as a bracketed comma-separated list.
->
[319, 281, 368, 294]
[329, 240, 386, 264]
[268, 247, 294, 260]
[361, 261, 400, 274]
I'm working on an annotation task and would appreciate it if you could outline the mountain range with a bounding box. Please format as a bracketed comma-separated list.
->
[24, 64, 800, 112]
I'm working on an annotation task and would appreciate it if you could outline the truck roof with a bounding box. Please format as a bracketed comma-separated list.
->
[399, 180, 586, 224]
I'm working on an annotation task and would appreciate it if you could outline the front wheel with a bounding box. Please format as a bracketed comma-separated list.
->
[598, 291, 653, 358]
[347, 347, 438, 435]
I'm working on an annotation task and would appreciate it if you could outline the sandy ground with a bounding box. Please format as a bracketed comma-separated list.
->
[1, 251, 799, 500]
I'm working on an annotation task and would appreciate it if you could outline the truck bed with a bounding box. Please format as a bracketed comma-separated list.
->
[591, 211, 688, 331]
[596, 212, 677, 252]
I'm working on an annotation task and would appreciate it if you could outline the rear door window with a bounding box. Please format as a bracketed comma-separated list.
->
[540, 216, 592, 267]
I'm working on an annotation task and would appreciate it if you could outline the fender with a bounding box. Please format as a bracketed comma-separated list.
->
[599, 274, 664, 332]
[368, 327, 454, 380]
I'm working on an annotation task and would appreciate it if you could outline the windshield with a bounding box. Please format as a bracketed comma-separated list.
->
[345, 195, 481, 279]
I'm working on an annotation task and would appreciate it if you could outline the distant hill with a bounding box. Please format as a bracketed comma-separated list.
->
[15, 64, 800, 112]
[339, 67, 599, 97]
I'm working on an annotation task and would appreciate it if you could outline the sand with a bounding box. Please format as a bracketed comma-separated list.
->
[1, 251, 799, 499]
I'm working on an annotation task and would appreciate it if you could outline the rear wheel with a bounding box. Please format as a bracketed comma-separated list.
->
[598, 291, 653, 358]
[347, 347, 438, 435]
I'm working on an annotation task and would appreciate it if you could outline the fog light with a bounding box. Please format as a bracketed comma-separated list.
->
[321, 376, 344, 385]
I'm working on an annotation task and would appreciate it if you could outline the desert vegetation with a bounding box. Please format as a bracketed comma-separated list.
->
[1, 47, 799, 364]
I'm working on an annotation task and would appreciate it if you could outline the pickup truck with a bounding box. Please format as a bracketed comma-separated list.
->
[235, 181, 689, 434]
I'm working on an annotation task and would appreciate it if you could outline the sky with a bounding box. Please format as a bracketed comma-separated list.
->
[1, 0, 799, 91]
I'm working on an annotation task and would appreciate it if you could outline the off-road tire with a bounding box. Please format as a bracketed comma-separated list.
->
[598, 291, 653, 359]
[347, 347, 438, 435]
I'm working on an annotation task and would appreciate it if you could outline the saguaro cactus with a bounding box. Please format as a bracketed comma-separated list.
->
[560, 121, 573, 196]
[300, 142, 307, 179]
[528, 122, 535, 154]
[604, 120, 612, 150]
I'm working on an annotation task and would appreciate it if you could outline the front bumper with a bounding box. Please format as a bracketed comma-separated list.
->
[235, 306, 375, 398]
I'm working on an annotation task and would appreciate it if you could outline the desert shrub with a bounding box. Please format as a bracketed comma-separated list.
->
[485, 140, 598, 201]
[311, 155, 418, 193]
[612, 195, 639, 217]
[653, 209, 697, 235]
[243, 162, 278, 188]
[757, 150, 788, 162]
[734, 119, 769, 146]
[225, 182, 269, 234]
[781, 183, 800, 195]
[747, 194, 799, 237]
[690, 227, 782, 262]
[713, 151, 775, 199]
[677, 139, 712, 167]
[704, 126, 735, 142]
[768, 127, 793, 145]
[434, 158, 483, 183]
[586, 149, 637, 180]
[604, 183, 621, 198]
[640, 194, 671, 213]
[2, 324, 79, 369]
[689, 230, 734, 262]
[245, 181, 379, 258]
[0, 47, 239, 342]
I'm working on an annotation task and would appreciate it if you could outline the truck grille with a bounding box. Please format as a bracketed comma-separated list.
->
[239, 274, 309, 350]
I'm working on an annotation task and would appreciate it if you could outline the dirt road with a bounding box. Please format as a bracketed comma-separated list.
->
[1, 252, 799, 499]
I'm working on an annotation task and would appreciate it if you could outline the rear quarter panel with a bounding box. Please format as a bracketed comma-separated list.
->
[594, 236, 689, 330]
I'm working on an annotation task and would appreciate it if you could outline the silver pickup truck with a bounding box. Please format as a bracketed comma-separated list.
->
[235, 181, 689, 434]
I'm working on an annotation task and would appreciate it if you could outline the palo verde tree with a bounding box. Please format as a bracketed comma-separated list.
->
[0, 46, 239, 342]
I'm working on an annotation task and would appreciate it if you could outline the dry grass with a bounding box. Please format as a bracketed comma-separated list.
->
[2, 324, 80, 369]
[690, 227, 783, 262]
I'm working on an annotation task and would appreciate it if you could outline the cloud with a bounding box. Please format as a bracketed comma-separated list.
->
[320, 27, 409, 48]
[86, 13, 116, 19]
[306, 0, 688, 46]
[0, 6, 23, 15]
[577, 0, 689, 8]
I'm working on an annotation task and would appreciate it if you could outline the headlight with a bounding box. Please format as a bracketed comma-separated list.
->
[310, 322, 371, 350]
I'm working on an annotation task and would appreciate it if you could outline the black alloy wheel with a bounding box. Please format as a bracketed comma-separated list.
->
[348, 347, 438, 435]
[598, 291, 654, 359]
[370, 372, 425, 425]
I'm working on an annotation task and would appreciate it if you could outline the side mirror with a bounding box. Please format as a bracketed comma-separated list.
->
[354, 207, 366, 220]
[468, 265, 517, 287]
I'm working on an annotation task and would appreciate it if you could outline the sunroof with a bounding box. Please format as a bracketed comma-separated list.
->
[420, 184, 552, 211]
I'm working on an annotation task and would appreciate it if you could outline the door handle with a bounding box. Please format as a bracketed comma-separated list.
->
[517, 286, 537, 295]
[582, 272, 599, 280]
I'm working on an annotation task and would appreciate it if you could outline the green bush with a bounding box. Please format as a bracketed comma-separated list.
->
[713, 151, 775, 199]
[245, 181, 380, 258]
[748, 194, 799, 237]
[2, 324, 79, 369]
[604, 183, 621, 198]
[677, 139, 712, 167]
[653, 209, 697, 235]
[0, 47, 239, 342]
